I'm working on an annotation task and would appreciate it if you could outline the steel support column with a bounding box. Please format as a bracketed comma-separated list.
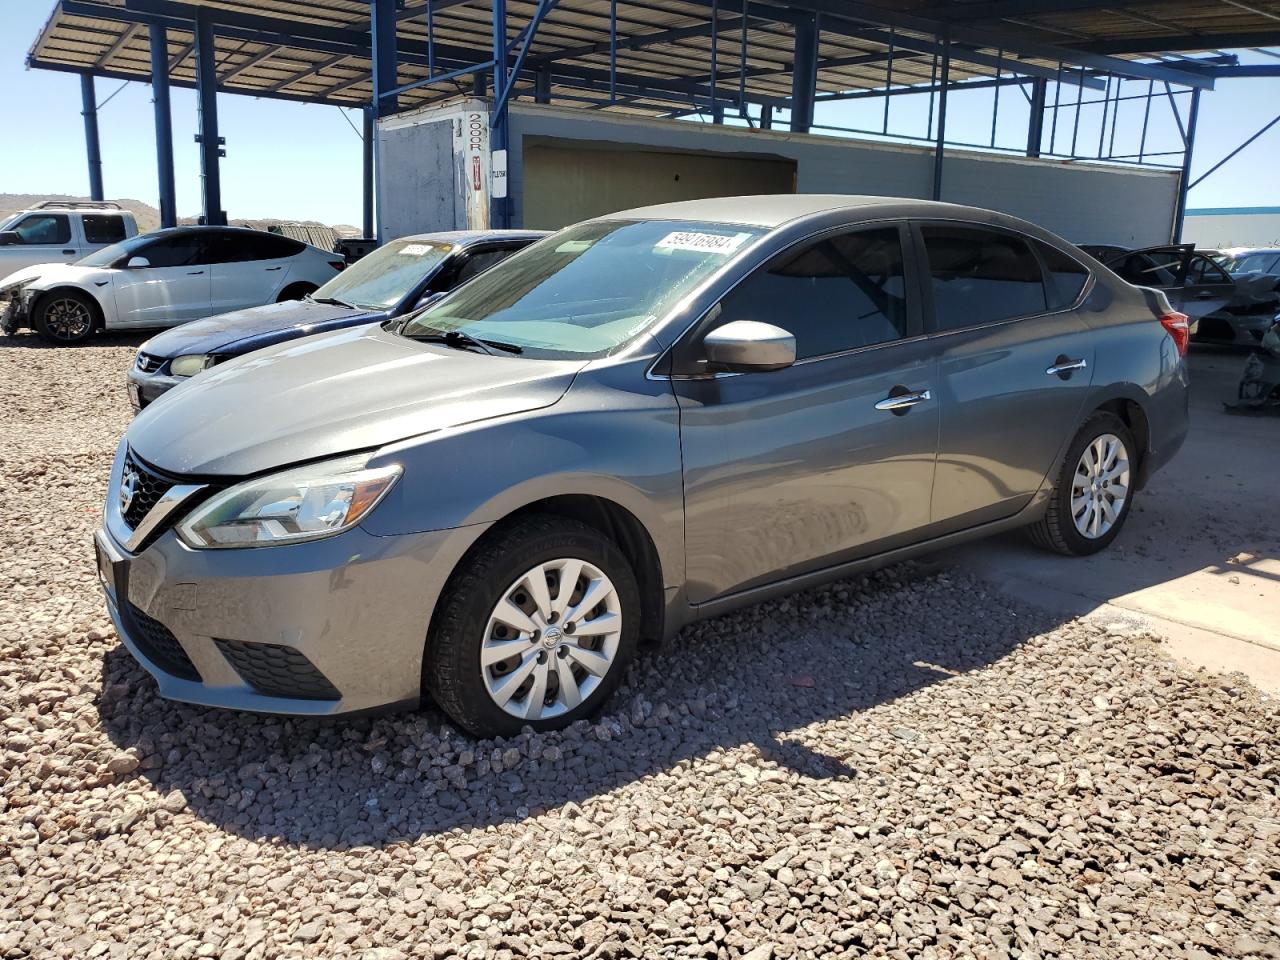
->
[362, 106, 375, 239]
[1172, 88, 1201, 243]
[491, 0, 508, 228]
[534, 66, 551, 103]
[149, 25, 177, 228]
[193, 12, 225, 225]
[932, 33, 950, 201]
[370, 0, 398, 241]
[790, 13, 818, 133]
[80, 74, 104, 201]
[1027, 77, 1047, 157]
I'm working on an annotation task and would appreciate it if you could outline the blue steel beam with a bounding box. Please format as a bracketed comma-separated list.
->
[790, 12, 817, 133]
[80, 74, 104, 201]
[370, 0, 398, 115]
[362, 106, 374, 240]
[193, 9, 225, 225]
[149, 24, 177, 228]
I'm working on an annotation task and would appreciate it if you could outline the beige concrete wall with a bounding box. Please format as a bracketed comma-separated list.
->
[521, 140, 796, 228]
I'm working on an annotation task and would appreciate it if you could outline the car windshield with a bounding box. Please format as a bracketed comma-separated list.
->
[1225, 252, 1279, 275]
[76, 233, 153, 267]
[313, 238, 453, 310]
[398, 218, 766, 359]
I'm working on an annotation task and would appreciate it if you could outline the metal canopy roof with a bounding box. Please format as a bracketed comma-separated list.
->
[27, 0, 1280, 118]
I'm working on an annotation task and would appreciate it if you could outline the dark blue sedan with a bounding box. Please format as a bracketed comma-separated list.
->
[126, 229, 546, 410]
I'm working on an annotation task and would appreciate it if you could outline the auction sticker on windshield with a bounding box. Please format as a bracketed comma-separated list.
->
[400, 244, 441, 257]
[655, 231, 752, 255]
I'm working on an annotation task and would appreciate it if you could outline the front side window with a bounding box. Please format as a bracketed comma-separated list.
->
[12, 213, 70, 245]
[83, 215, 126, 244]
[1112, 253, 1177, 287]
[713, 227, 908, 360]
[140, 234, 209, 268]
[454, 248, 516, 286]
[400, 219, 767, 359]
[314, 237, 454, 310]
[922, 225, 1047, 331]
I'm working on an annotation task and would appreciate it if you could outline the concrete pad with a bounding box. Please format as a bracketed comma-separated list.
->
[931, 345, 1280, 696]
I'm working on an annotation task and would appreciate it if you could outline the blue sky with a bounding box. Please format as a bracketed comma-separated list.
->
[2, 0, 1277, 225]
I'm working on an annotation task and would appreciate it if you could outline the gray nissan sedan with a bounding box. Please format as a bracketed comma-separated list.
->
[95, 195, 1190, 738]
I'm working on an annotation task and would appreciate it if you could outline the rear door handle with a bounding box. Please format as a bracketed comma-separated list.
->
[875, 389, 931, 412]
[187, 270, 205, 275]
[265, 265, 283, 271]
[62, 249, 76, 255]
[1195, 290, 1215, 299]
[1046, 357, 1087, 377]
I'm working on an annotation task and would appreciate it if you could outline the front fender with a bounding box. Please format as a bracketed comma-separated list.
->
[360, 360, 685, 590]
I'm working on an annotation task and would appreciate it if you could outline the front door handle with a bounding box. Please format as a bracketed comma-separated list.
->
[1195, 290, 1215, 299]
[187, 270, 205, 275]
[62, 249, 76, 255]
[1046, 357, 1087, 378]
[265, 265, 283, 271]
[875, 388, 931, 412]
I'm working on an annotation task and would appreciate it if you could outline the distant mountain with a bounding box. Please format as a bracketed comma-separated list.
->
[0, 194, 358, 237]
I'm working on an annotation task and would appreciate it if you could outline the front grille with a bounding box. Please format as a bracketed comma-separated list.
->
[127, 604, 201, 681]
[135, 352, 164, 373]
[214, 639, 341, 701]
[121, 452, 176, 530]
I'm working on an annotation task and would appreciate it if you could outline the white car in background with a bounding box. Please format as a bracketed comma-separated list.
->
[0, 225, 345, 344]
[0, 201, 139, 274]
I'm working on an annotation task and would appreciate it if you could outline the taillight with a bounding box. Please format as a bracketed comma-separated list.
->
[1158, 310, 1190, 356]
[328, 259, 346, 272]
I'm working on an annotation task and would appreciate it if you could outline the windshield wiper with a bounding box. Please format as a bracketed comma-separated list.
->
[404, 326, 524, 355]
[307, 295, 357, 308]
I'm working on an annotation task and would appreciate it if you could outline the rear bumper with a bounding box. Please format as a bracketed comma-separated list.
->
[95, 518, 488, 716]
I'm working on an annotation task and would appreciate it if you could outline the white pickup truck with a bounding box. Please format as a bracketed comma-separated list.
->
[0, 201, 139, 274]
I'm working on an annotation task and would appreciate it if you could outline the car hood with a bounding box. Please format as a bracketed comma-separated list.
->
[127, 324, 585, 476]
[138, 299, 379, 358]
[0, 262, 110, 291]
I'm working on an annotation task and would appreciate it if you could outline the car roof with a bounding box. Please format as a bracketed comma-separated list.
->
[395, 229, 549, 246]
[601, 194, 1030, 229]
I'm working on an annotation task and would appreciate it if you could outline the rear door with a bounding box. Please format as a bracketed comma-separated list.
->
[209, 232, 305, 314]
[672, 222, 940, 602]
[1181, 253, 1237, 318]
[916, 223, 1096, 531]
[1105, 244, 1230, 320]
[109, 233, 214, 327]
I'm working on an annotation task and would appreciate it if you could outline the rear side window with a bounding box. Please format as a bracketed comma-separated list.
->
[1112, 253, 1177, 287]
[716, 226, 909, 360]
[1187, 255, 1231, 284]
[12, 213, 70, 245]
[1036, 241, 1091, 309]
[83, 214, 127, 244]
[209, 231, 305, 263]
[921, 225, 1047, 331]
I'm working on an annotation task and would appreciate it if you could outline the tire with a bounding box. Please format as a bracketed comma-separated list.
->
[276, 282, 316, 302]
[424, 514, 641, 738]
[1028, 411, 1137, 556]
[33, 290, 98, 345]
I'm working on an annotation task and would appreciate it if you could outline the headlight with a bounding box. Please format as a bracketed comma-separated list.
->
[0, 278, 36, 301]
[169, 354, 210, 377]
[176, 454, 401, 549]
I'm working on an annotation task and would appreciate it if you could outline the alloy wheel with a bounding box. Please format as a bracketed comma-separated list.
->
[1071, 432, 1130, 539]
[44, 298, 93, 341]
[480, 557, 622, 722]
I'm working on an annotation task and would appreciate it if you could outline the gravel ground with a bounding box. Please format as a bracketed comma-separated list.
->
[2, 332, 1278, 960]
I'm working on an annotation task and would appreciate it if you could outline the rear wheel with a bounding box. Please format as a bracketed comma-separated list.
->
[424, 515, 640, 738]
[277, 282, 316, 302]
[1028, 411, 1136, 556]
[33, 290, 98, 344]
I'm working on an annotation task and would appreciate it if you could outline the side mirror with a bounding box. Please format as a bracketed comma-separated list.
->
[0, 231, 20, 246]
[126, 255, 151, 269]
[703, 320, 796, 372]
[414, 290, 447, 311]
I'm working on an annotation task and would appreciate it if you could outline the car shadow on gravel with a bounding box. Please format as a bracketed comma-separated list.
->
[97, 563, 1052, 849]
[1, 330, 148, 349]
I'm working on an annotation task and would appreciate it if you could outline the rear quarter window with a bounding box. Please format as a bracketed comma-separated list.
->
[1036, 241, 1091, 309]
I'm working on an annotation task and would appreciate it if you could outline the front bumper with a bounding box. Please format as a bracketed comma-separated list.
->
[125, 366, 185, 412]
[0, 292, 31, 334]
[95, 518, 489, 716]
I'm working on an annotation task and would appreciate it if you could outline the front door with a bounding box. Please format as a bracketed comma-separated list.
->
[110, 233, 213, 327]
[671, 223, 939, 603]
[915, 223, 1097, 529]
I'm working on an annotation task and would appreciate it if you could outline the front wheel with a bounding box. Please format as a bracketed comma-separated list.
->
[1028, 411, 1137, 556]
[33, 290, 98, 344]
[424, 515, 640, 738]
